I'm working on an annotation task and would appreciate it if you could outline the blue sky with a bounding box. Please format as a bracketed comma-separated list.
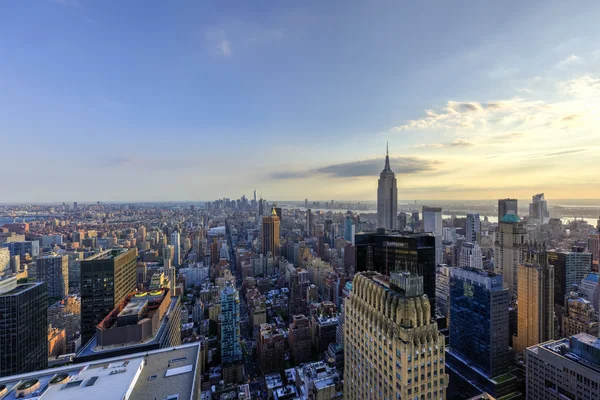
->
[1, 0, 600, 202]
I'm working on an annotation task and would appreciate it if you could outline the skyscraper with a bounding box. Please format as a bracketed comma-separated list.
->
[344, 271, 448, 399]
[36, 254, 69, 299]
[466, 213, 481, 244]
[2, 240, 39, 259]
[80, 248, 137, 345]
[493, 214, 527, 298]
[257, 323, 285, 374]
[423, 206, 443, 265]
[220, 283, 242, 363]
[343, 215, 355, 244]
[449, 268, 510, 379]
[261, 208, 280, 256]
[548, 249, 593, 305]
[529, 193, 549, 224]
[498, 198, 518, 221]
[377, 144, 398, 230]
[459, 242, 483, 270]
[355, 231, 437, 313]
[0, 277, 48, 377]
[289, 314, 312, 365]
[513, 245, 554, 353]
[306, 209, 314, 237]
[170, 231, 181, 267]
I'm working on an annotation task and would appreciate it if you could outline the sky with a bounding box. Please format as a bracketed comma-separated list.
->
[1, 0, 600, 202]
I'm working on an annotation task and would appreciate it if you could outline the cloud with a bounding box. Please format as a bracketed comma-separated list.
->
[206, 29, 232, 58]
[271, 157, 439, 180]
[416, 138, 474, 148]
[530, 149, 586, 159]
[556, 55, 583, 69]
[561, 114, 580, 122]
[560, 76, 600, 98]
[49, 0, 80, 6]
[492, 132, 525, 141]
[218, 40, 232, 57]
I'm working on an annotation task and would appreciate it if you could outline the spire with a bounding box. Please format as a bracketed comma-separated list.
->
[383, 142, 391, 171]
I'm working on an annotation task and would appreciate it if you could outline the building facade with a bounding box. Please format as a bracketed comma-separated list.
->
[36, 254, 69, 298]
[0, 278, 48, 377]
[377, 145, 398, 230]
[261, 210, 281, 256]
[466, 213, 481, 244]
[220, 283, 242, 363]
[493, 215, 527, 298]
[459, 242, 483, 270]
[423, 206, 443, 265]
[562, 294, 598, 338]
[513, 246, 554, 353]
[548, 250, 592, 305]
[289, 314, 312, 365]
[80, 248, 138, 346]
[344, 272, 448, 400]
[498, 198, 518, 222]
[258, 323, 285, 374]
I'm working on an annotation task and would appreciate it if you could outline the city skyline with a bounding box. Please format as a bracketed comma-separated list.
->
[2, 1, 600, 202]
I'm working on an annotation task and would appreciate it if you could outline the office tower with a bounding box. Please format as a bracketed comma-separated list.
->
[310, 302, 339, 353]
[562, 293, 598, 337]
[436, 265, 452, 321]
[2, 240, 39, 259]
[355, 231, 437, 313]
[529, 193, 549, 224]
[411, 210, 420, 230]
[0, 277, 48, 377]
[548, 249, 592, 305]
[170, 231, 181, 267]
[259, 198, 264, 216]
[498, 198, 518, 221]
[449, 268, 510, 379]
[442, 227, 457, 243]
[398, 212, 407, 231]
[526, 333, 600, 400]
[459, 242, 483, 270]
[587, 235, 599, 262]
[343, 215, 355, 245]
[423, 206, 443, 265]
[262, 209, 280, 256]
[377, 144, 398, 230]
[466, 213, 481, 244]
[306, 209, 314, 237]
[220, 283, 242, 363]
[344, 272, 448, 399]
[80, 248, 137, 346]
[513, 246, 554, 353]
[137, 225, 146, 242]
[0, 248, 9, 276]
[36, 254, 69, 298]
[305, 198, 308, 208]
[163, 244, 174, 270]
[493, 214, 527, 298]
[289, 314, 312, 364]
[289, 267, 310, 316]
[75, 288, 181, 363]
[258, 323, 285, 373]
[9, 256, 19, 275]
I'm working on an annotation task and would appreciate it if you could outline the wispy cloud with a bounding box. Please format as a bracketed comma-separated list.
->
[218, 39, 232, 57]
[560, 75, 600, 98]
[556, 55, 583, 69]
[49, 0, 80, 6]
[416, 138, 474, 148]
[492, 132, 525, 141]
[206, 29, 232, 58]
[271, 157, 439, 180]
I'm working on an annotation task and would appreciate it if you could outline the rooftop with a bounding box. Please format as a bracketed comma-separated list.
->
[82, 248, 133, 262]
[0, 343, 201, 400]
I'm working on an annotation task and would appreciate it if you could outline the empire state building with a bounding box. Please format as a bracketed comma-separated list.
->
[377, 144, 398, 230]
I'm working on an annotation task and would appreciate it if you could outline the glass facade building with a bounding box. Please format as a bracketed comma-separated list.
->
[450, 268, 510, 378]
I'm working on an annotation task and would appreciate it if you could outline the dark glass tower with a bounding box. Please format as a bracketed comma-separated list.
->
[355, 230, 437, 313]
[449, 268, 510, 378]
[0, 278, 48, 377]
[80, 248, 137, 346]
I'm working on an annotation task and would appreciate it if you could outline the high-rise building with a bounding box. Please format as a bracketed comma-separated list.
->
[257, 323, 285, 374]
[289, 314, 312, 365]
[423, 206, 443, 265]
[529, 193, 549, 224]
[137, 225, 146, 242]
[587, 234, 599, 262]
[449, 268, 510, 379]
[562, 293, 598, 338]
[344, 215, 355, 245]
[548, 249, 593, 305]
[2, 240, 39, 259]
[526, 333, 600, 400]
[170, 231, 181, 267]
[466, 213, 481, 244]
[493, 214, 527, 298]
[0, 248, 9, 276]
[513, 246, 554, 353]
[36, 254, 69, 298]
[306, 209, 314, 237]
[377, 144, 398, 230]
[0, 277, 48, 377]
[262, 209, 280, 256]
[344, 272, 448, 399]
[498, 198, 518, 222]
[435, 264, 452, 321]
[398, 212, 408, 231]
[459, 242, 483, 270]
[355, 231, 437, 313]
[80, 248, 137, 346]
[288, 267, 310, 317]
[220, 283, 242, 363]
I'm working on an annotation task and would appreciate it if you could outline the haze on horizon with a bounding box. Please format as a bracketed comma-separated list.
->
[2, 0, 600, 203]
